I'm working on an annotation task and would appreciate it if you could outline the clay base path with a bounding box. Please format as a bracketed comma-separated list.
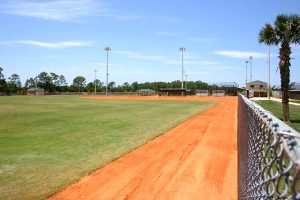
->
[49, 96, 237, 200]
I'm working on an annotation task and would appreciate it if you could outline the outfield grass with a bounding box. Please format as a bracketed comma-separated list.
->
[256, 100, 300, 132]
[0, 96, 216, 200]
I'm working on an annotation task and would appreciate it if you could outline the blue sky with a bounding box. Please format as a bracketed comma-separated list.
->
[0, 0, 300, 87]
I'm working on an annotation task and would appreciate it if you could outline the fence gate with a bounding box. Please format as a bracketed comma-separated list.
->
[238, 94, 300, 199]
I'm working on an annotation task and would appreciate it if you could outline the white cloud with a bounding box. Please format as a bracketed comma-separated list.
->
[0, 40, 94, 49]
[215, 50, 268, 59]
[0, 0, 139, 21]
[114, 50, 218, 66]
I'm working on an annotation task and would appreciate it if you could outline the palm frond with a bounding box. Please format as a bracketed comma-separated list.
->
[258, 23, 278, 45]
[274, 15, 290, 41]
[290, 15, 300, 44]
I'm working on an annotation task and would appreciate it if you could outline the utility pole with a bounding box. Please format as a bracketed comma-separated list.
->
[104, 47, 111, 96]
[179, 47, 186, 89]
[94, 69, 97, 95]
[249, 56, 253, 82]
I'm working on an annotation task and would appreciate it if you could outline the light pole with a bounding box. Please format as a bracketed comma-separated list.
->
[185, 73, 188, 89]
[268, 46, 271, 100]
[249, 56, 253, 82]
[245, 60, 249, 88]
[94, 69, 97, 95]
[104, 47, 111, 96]
[179, 47, 186, 89]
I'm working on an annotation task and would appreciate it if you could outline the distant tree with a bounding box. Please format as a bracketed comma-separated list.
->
[86, 79, 103, 92]
[95, 79, 103, 88]
[8, 74, 22, 93]
[86, 82, 95, 92]
[24, 78, 37, 89]
[259, 14, 300, 122]
[35, 72, 53, 91]
[0, 67, 7, 93]
[122, 82, 130, 92]
[72, 76, 86, 92]
[108, 81, 116, 92]
[68, 85, 78, 92]
[50, 72, 59, 88]
[58, 75, 67, 86]
[131, 82, 139, 91]
[57, 75, 67, 92]
[8, 74, 21, 87]
[170, 80, 182, 88]
[0, 67, 4, 80]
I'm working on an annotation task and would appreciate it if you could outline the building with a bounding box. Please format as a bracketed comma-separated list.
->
[246, 80, 268, 97]
[290, 82, 300, 100]
[27, 87, 45, 96]
[271, 82, 300, 100]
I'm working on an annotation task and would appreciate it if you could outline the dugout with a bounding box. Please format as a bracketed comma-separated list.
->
[159, 88, 191, 96]
[195, 90, 209, 96]
[212, 90, 225, 96]
[27, 87, 45, 96]
[137, 89, 156, 96]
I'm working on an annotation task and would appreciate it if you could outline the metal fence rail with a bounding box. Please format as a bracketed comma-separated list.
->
[238, 94, 300, 199]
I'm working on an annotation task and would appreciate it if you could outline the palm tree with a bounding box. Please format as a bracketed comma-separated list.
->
[259, 14, 300, 122]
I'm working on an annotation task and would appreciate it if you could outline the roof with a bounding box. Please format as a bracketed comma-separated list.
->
[27, 87, 45, 92]
[209, 82, 238, 87]
[248, 80, 267, 84]
[290, 82, 300, 90]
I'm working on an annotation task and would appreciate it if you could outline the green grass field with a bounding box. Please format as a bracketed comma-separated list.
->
[290, 99, 300, 104]
[256, 100, 300, 132]
[0, 96, 216, 200]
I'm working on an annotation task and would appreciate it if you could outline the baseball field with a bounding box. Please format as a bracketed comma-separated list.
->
[0, 95, 226, 200]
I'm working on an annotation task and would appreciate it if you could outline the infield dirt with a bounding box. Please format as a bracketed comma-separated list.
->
[49, 96, 237, 200]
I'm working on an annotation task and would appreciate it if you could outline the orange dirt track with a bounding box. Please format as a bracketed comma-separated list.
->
[49, 96, 237, 200]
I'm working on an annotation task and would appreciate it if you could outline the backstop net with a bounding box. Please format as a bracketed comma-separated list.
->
[212, 90, 225, 96]
[238, 94, 300, 199]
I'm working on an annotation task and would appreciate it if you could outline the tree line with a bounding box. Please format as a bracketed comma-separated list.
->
[0, 68, 238, 94]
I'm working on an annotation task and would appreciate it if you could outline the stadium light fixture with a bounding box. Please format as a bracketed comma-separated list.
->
[94, 69, 97, 95]
[104, 47, 111, 96]
[179, 47, 186, 89]
[249, 56, 253, 82]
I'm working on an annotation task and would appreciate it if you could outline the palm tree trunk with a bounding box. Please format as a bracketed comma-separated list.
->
[279, 41, 291, 122]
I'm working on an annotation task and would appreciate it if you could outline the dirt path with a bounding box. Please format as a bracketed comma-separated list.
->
[49, 96, 237, 200]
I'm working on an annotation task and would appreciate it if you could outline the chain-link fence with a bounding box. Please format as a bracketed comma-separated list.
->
[238, 94, 300, 199]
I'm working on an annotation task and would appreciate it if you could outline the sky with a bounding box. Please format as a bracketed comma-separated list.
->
[0, 0, 300, 87]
